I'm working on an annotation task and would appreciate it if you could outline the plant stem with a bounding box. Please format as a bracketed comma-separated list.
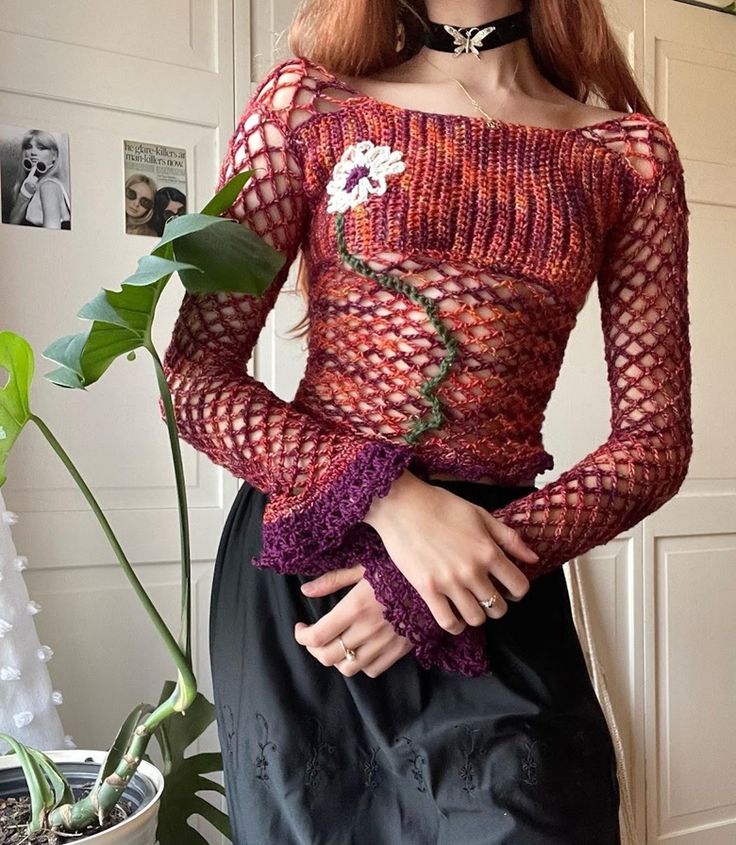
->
[28, 413, 198, 831]
[148, 343, 192, 666]
[48, 689, 188, 832]
[29, 415, 186, 672]
[46, 719, 154, 831]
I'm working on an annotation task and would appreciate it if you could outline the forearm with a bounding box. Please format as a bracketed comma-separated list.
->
[8, 193, 30, 225]
[362, 467, 427, 530]
[488, 432, 692, 578]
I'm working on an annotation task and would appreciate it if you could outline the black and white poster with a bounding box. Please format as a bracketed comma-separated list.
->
[123, 140, 187, 237]
[0, 125, 72, 229]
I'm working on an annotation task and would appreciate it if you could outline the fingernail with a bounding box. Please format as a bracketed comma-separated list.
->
[301, 583, 314, 594]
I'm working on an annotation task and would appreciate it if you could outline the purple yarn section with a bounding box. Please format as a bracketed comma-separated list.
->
[250, 437, 491, 677]
[342, 527, 491, 676]
[251, 439, 423, 574]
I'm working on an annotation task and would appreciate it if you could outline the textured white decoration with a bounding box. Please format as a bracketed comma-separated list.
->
[14, 711, 33, 729]
[1, 666, 22, 681]
[37, 645, 54, 662]
[0, 489, 66, 753]
[325, 140, 406, 213]
[63, 734, 76, 749]
[52, 690, 63, 705]
[0, 618, 13, 637]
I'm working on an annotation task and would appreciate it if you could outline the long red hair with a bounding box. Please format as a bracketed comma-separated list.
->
[282, 0, 653, 341]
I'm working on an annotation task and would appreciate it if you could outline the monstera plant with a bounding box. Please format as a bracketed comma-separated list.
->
[0, 170, 284, 842]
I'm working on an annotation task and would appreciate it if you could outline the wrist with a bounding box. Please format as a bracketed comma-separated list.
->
[362, 468, 423, 530]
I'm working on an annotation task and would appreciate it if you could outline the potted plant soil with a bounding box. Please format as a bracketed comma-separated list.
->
[0, 748, 163, 843]
[0, 169, 284, 843]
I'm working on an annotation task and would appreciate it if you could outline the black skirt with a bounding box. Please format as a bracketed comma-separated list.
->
[210, 477, 621, 845]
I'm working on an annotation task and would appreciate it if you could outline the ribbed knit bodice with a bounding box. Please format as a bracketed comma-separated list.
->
[162, 56, 693, 676]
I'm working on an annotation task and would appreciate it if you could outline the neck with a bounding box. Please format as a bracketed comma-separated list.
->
[424, 0, 521, 27]
[412, 0, 549, 97]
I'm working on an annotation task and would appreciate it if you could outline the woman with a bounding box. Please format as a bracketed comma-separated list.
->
[124, 173, 158, 236]
[151, 185, 187, 236]
[162, 1, 692, 842]
[7, 130, 71, 229]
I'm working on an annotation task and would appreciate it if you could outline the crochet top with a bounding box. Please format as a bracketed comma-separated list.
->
[162, 55, 693, 676]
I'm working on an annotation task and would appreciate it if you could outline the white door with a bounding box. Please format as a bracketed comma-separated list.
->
[639, 3, 736, 842]
[563, 2, 736, 842]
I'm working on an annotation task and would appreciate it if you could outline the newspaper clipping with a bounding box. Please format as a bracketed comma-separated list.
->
[123, 139, 187, 237]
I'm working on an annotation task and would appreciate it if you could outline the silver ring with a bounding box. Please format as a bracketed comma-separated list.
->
[478, 593, 499, 609]
[338, 636, 357, 661]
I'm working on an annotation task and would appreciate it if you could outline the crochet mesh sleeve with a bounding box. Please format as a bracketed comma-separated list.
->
[488, 120, 693, 576]
[161, 62, 425, 576]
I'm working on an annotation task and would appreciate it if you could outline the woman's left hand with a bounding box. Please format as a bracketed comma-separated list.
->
[294, 565, 414, 678]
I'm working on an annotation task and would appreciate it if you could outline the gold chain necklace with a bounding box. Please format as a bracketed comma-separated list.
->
[418, 51, 520, 128]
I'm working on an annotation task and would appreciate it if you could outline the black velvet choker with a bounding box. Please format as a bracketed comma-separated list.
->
[423, 9, 529, 57]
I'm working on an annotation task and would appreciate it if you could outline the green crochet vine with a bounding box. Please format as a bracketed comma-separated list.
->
[335, 211, 458, 446]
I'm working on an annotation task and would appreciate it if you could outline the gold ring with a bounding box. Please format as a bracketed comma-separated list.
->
[478, 593, 498, 609]
[338, 636, 357, 661]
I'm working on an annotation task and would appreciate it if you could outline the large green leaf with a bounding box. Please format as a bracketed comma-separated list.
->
[173, 221, 285, 296]
[27, 748, 75, 809]
[199, 169, 253, 217]
[150, 210, 285, 295]
[0, 734, 53, 833]
[42, 173, 286, 390]
[0, 332, 34, 487]
[151, 213, 235, 253]
[119, 255, 201, 289]
[151, 680, 232, 844]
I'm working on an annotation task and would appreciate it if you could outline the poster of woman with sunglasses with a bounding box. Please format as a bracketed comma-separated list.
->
[0, 126, 71, 229]
[123, 140, 187, 237]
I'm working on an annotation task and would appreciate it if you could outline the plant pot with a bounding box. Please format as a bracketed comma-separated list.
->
[0, 748, 164, 844]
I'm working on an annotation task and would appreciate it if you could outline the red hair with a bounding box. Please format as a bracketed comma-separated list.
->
[282, 0, 654, 340]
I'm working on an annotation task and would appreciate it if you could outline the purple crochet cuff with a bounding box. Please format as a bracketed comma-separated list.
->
[250, 436, 491, 677]
[251, 439, 427, 575]
[343, 528, 491, 677]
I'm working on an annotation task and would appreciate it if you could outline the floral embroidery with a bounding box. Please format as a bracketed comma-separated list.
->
[397, 735, 428, 793]
[254, 712, 278, 784]
[325, 139, 458, 445]
[359, 744, 381, 791]
[454, 723, 491, 796]
[520, 737, 540, 786]
[222, 705, 236, 758]
[325, 140, 406, 213]
[304, 716, 336, 789]
[517, 720, 551, 789]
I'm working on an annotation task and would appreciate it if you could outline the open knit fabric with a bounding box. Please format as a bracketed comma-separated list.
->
[162, 56, 692, 676]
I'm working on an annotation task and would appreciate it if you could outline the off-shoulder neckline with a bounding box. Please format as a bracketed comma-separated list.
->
[301, 56, 656, 136]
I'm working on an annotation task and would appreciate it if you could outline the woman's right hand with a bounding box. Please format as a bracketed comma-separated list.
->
[362, 470, 539, 635]
[20, 164, 40, 198]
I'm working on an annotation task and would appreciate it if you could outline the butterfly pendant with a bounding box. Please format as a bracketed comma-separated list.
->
[443, 25, 496, 58]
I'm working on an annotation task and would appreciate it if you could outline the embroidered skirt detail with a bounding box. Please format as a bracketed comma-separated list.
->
[209, 477, 622, 845]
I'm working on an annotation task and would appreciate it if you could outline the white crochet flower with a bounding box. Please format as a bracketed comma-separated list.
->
[326, 140, 406, 214]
